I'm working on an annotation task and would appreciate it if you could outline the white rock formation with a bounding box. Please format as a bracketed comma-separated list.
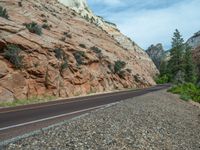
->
[58, 0, 153, 61]
[59, 0, 91, 14]
[187, 31, 200, 49]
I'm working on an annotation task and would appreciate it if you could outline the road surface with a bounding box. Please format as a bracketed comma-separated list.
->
[0, 84, 170, 142]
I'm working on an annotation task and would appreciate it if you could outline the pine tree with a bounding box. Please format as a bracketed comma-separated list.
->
[184, 44, 196, 83]
[160, 60, 168, 76]
[168, 29, 185, 83]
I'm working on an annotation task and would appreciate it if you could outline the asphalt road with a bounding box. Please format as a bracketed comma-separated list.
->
[0, 84, 170, 142]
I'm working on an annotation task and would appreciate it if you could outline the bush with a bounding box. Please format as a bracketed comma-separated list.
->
[155, 74, 170, 84]
[73, 51, 85, 65]
[18, 1, 22, 7]
[90, 46, 103, 58]
[60, 58, 68, 72]
[60, 37, 66, 42]
[54, 48, 64, 60]
[0, 6, 9, 19]
[114, 60, 126, 74]
[54, 48, 68, 72]
[168, 83, 200, 103]
[90, 46, 101, 54]
[180, 94, 191, 101]
[3, 44, 23, 69]
[24, 22, 42, 35]
[63, 32, 72, 38]
[79, 44, 86, 49]
[42, 23, 50, 30]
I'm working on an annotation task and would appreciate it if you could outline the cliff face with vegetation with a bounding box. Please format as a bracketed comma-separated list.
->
[0, 0, 158, 102]
[187, 31, 200, 49]
[59, 0, 145, 52]
[187, 31, 200, 74]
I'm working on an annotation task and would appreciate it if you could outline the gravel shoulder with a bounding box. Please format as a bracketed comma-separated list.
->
[3, 90, 200, 150]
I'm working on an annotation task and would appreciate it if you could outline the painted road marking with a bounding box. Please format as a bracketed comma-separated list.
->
[0, 103, 119, 132]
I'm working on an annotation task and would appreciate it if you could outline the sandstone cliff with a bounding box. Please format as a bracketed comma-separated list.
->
[0, 0, 158, 102]
[187, 31, 200, 49]
[187, 31, 200, 76]
[58, 0, 143, 52]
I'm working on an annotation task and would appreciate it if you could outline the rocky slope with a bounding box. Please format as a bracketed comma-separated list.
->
[187, 31, 200, 74]
[0, 0, 158, 102]
[187, 31, 200, 49]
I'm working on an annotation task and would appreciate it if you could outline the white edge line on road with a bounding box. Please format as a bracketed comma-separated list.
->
[0, 104, 113, 132]
[0, 102, 119, 147]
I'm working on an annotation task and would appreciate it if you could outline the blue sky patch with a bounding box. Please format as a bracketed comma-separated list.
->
[88, 0, 200, 50]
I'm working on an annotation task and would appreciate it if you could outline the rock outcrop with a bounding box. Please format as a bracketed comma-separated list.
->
[186, 31, 200, 76]
[0, 0, 158, 102]
[187, 31, 200, 49]
[146, 44, 170, 70]
[146, 44, 165, 70]
[59, 0, 91, 16]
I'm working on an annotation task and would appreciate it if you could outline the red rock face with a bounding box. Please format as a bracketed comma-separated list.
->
[0, 0, 158, 102]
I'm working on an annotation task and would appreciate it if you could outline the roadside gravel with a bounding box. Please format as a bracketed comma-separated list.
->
[4, 90, 200, 150]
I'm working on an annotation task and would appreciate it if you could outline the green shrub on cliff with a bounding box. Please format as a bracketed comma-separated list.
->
[54, 48, 68, 72]
[3, 44, 23, 69]
[54, 48, 64, 60]
[42, 23, 51, 30]
[111, 60, 127, 78]
[90, 46, 101, 54]
[73, 51, 85, 65]
[24, 22, 42, 35]
[79, 44, 86, 49]
[114, 60, 126, 74]
[0, 6, 9, 19]
[60, 59, 68, 72]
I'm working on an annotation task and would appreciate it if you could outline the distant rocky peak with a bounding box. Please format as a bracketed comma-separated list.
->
[147, 43, 165, 55]
[187, 30, 200, 49]
[146, 43, 166, 70]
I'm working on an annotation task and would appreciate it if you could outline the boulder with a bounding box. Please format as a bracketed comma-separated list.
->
[0, 87, 14, 102]
[0, 60, 9, 78]
[0, 72, 27, 100]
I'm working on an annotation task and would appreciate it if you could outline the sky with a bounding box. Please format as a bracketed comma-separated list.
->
[87, 0, 200, 50]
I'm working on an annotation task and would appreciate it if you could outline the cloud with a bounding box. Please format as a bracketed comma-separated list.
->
[88, 0, 200, 50]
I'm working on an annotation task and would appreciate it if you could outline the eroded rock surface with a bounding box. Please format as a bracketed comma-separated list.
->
[187, 31, 200, 76]
[0, 0, 158, 102]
